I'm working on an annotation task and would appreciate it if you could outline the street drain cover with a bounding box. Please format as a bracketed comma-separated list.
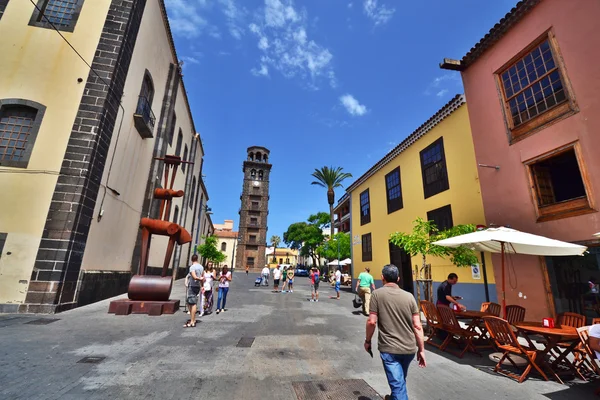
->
[236, 337, 255, 348]
[77, 356, 106, 364]
[26, 318, 60, 325]
[292, 379, 381, 400]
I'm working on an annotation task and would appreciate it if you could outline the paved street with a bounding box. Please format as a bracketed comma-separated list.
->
[0, 272, 596, 400]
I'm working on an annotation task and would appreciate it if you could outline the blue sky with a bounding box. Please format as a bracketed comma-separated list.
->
[164, 0, 518, 240]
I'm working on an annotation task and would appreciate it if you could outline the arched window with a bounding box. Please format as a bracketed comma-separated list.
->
[175, 129, 183, 156]
[251, 169, 256, 178]
[263, 155, 268, 163]
[0, 99, 46, 168]
[258, 170, 264, 180]
[173, 205, 179, 224]
[256, 152, 262, 162]
[182, 144, 188, 173]
[249, 152, 254, 161]
[221, 242, 227, 251]
[190, 176, 196, 209]
[133, 70, 156, 138]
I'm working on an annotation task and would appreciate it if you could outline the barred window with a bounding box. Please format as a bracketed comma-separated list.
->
[30, 0, 85, 32]
[0, 100, 45, 168]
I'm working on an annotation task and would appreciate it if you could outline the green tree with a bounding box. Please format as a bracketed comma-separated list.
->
[270, 235, 281, 263]
[389, 218, 477, 300]
[317, 232, 351, 261]
[311, 166, 352, 238]
[197, 235, 226, 264]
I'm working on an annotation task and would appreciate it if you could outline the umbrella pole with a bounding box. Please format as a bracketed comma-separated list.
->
[501, 242, 506, 319]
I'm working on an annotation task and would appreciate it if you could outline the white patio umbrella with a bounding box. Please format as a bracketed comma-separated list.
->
[340, 258, 352, 265]
[432, 227, 587, 317]
[327, 260, 342, 266]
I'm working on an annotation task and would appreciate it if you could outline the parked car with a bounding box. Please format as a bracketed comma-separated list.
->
[295, 268, 309, 277]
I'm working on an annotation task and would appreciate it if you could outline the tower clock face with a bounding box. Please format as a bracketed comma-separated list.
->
[253, 181, 260, 187]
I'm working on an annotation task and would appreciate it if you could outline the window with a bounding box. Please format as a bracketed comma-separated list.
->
[526, 144, 594, 222]
[251, 169, 256, 178]
[250, 217, 258, 226]
[0, 1, 9, 21]
[134, 71, 155, 138]
[168, 112, 176, 146]
[172, 205, 179, 224]
[182, 145, 188, 173]
[258, 170, 264, 180]
[251, 201, 259, 210]
[221, 242, 227, 251]
[247, 257, 255, 265]
[420, 137, 449, 199]
[249, 235, 256, 243]
[360, 189, 370, 225]
[0, 233, 6, 259]
[427, 205, 453, 232]
[29, 0, 85, 32]
[498, 32, 575, 141]
[0, 99, 46, 168]
[385, 167, 403, 214]
[279, 258, 283, 264]
[361, 233, 372, 262]
[190, 176, 196, 209]
[175, 130, 183, 156]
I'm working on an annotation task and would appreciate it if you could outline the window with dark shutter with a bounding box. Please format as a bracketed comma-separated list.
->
[360, 189, 371, 225]
[361, 233, 372, 262]
[420, 137, 449, 199]
[427, 205, 453, 232]
[385, 167, 403, 214]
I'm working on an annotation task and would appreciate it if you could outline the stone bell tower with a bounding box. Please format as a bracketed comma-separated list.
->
[235, 146, 271, 271]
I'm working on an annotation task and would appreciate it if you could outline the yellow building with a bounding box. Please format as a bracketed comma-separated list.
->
[0, 1, 210, 313]
[347, 95, 496, 310]
[267, 248, 299, 268]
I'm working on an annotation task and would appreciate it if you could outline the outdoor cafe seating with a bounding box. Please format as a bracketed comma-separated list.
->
[437, 304, 480, 358]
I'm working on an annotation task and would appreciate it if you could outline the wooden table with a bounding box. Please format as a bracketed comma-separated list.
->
[515, 321, 583, 384]
[455, 310, 493, 345]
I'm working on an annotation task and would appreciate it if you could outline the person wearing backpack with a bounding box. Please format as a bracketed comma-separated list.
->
[309, 267, 320, 302]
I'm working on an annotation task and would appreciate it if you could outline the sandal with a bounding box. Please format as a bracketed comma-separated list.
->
[183, 321, 196, 328]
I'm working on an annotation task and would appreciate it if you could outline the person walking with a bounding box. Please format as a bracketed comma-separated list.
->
[246, 265, 249, 276]
[216, 265, 232, 314]
[355, 267, 376, 315]
[203, 264, 216, 314]
[364, 265, 426, 400]
[184, 255, 204, 327]
[286, 267, 295, 293]
[273, 265, 282, 292]
[261, 265, 270, 287]
[309, 267, 320, 302]
[334, 267, 342, 300]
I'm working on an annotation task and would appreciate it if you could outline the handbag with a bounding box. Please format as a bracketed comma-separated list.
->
[352, 294, 363, 309]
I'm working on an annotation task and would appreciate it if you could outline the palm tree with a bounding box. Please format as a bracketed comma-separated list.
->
[270, 235, 281, 263]
[311, 166, 353, 239]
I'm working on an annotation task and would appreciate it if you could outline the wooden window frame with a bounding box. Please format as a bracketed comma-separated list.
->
[495, 30, 578, 144]
[420, 137, 449, 199]
[0, 99, 46, 168]
[385, 166, 403, 214]
[426, 205, 454, 232]
[524, 142, 596, 222]
[361, 233, 372, 262]
[360, 189, 371, 226]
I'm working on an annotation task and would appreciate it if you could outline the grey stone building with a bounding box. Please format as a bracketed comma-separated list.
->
[235, 147, 271, 271]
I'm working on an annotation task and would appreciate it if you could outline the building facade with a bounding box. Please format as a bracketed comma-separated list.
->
[333, 194, 350, 234]
[347, 95, 496, 310]
[214, 220, 238, 268]
[0, 0, 208, 313]
[266, 247, 298, 267]
[441, 0, 600, 320]
[235, 147, 271, 271]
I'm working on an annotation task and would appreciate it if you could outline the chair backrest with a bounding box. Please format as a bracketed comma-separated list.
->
[481, 302, 501, 317]
[505, 305, 526, 324]
[483, 316, 521, 349]
[420, 300, 441, 326]
[558, 312, 586, 328]
[437, 304, 460, 329]
[593, 318, 600, 325]
[577, 326, 600, 374]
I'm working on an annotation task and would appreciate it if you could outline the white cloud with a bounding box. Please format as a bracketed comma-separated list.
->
[181, 56, 201, 67]
[164, 0, 219, 39]
[425, 73, 461, 96]
[249, 0, 336, 88]
[218, 0, 247, 39]
[363, 0, 395, 26]
[436, 89, 448, 97]
[340, 94, 368, 116]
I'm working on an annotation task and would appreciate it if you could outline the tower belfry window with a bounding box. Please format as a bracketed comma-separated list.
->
[251, 169, 256, 178]
[258, 170, 263, 180]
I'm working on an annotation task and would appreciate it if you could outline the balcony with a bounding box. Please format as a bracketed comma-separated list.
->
[133, 96, 156, 139]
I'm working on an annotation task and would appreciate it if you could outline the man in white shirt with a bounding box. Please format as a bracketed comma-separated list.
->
[335, 267, 342, 300]
[273, 265, 282, 292]
[588, 324, 600, 359]
[261, 265, 270, 286]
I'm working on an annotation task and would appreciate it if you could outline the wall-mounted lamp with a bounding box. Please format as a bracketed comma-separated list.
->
[478, 164, 500, 170]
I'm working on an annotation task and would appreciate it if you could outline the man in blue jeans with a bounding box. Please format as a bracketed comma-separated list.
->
[364, 265, 426, 400]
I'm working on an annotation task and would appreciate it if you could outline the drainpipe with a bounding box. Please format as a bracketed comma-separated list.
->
[481, 251, 490, 302]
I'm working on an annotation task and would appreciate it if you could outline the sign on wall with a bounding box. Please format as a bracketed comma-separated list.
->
[353, 235, 361, 246]
[471, 264, 481, 280]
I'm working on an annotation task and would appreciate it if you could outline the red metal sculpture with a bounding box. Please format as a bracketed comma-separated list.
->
[109, 155, 192, 315]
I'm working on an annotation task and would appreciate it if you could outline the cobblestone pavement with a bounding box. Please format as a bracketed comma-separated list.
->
[0, 272, 596, 399]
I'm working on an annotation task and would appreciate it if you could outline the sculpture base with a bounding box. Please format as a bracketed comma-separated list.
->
[108, 299, 180, 316]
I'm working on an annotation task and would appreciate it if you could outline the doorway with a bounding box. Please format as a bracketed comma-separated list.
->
[389, 242, 414, 295]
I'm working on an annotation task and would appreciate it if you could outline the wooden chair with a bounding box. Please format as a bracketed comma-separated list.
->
[481, 302, 502, 317]
[420, 300, 443, 349]
[505, 305, 526, 325]
[593, 318, 600, 325]
[558, 312, 586, 328]
[483, 316, 548, 383]
[437, 304, 479, 358]
[576, 326, 600, 395]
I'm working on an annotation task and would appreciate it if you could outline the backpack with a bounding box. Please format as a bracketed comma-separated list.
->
[314, 271, 320, 282]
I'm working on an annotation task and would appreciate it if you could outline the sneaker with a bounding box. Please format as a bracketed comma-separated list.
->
[315, 299, 319, 302]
